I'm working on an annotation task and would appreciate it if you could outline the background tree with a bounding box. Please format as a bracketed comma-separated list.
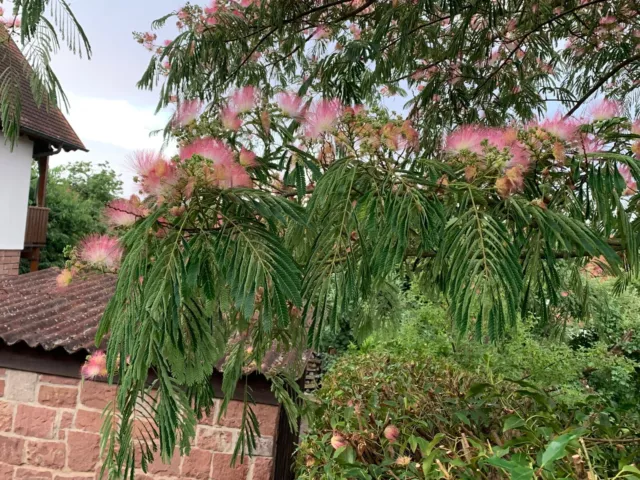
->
[25, 161, 121, 270]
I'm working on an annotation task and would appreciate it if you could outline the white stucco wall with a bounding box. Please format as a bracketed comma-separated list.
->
[0, 133, 33, 250]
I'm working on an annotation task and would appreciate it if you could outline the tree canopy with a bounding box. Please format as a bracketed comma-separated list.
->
[29, 161, 121, 270]
[40, 0, 640, 477]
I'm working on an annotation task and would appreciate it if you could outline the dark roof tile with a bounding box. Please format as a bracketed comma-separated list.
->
[0, 268, 115, 353]
[0, 30, 87, 151]
[0, 269, 309, 377]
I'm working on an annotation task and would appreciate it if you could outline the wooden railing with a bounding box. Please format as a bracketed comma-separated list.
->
[24, 206, 49, 247]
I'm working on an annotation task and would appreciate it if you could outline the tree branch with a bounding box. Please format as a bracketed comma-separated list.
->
[565, 53, 640, 118]
[473, 0, 608, 96]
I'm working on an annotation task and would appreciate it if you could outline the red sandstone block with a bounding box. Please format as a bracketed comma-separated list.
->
[196, 426, 233, 452]
[0, 434, 25, 465]
[211, 454, 249, 480]
[26, 440, 66, 469]
[181, 448, 212, 480]
[252, 457, 273, 480]
[134, 474, 155, 480]
[197, 400, 221, 426]
[60, 412, 74, 429]
[39, 375, 79, 386]
[74, 409, 103, 433]
[148, 449, 181, 476]
[67, 431, 100, 472]
[38, 385, 78, 409]
[53, 476, 94, 480]
[15, 467, 53, 479]
[218, 402, 279, 437]
[79, 381, 117, 410]
[0, 401, 13, 432]
[15, 405, 56, 439]
[58, 412, 74, 440]
[0, 463, 14, 478]
[0, 379, 5, 397]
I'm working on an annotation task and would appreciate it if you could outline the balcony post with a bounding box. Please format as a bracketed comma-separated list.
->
[36, 156, 49, 207]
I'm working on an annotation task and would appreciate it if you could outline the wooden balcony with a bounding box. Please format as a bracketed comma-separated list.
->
[24, 206, 49, 248]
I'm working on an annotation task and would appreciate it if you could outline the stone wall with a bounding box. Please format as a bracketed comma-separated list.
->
[0, 368, 278, 479]
[0, 251, 20, 277]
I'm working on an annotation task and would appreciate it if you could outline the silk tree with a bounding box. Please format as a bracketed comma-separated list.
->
[52, 0, 640, 476]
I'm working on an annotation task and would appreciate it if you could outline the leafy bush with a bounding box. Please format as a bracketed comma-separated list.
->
[296, 300, 640, 479]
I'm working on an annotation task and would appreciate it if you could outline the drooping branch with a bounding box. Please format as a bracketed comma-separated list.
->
[565, 53, 640, 118]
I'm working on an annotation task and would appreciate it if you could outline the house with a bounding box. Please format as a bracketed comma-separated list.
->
[0, 31, 300, 480]
[0, 27, 87, 277]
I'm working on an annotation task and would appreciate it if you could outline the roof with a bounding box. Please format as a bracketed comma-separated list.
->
[0, 268, 115, 353]
[0, 268, 309, 376]
[0, 30, 87, 152]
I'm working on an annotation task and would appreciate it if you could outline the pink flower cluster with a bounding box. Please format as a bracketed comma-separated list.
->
[105, 196, 145, 227]
[180, 137, 253, 189]
[78, 235, 123, 270]
[445, 125, 530, 169]
[132, 150, 177, 196]
[589, 98, 621, 121]
[81, 351, 108, 380]
[173, 100, 202, 127]
[304, 99, 343, 138]
[274, 92, 343, 138]
[0, 16, 20, 27]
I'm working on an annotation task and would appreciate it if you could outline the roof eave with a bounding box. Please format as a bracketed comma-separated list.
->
[22, 126, 89, 153]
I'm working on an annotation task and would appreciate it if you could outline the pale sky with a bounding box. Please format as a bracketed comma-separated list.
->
[48, 0, 182, 195]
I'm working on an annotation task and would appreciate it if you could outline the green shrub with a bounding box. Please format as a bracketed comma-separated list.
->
[296, 300, 640, 479]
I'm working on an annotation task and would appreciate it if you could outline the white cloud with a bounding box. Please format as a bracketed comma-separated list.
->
[50, 92, 177, 196]
[65, 92, 173, 151]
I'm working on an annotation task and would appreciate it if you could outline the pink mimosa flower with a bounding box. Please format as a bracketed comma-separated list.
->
[209, 162, 252, 189]
[304, 98, 343, 138]
[444, 125, 487, 155]
[173, 99, 202, 127]
[384, 425, 400, 443]
[56, 269, 73, 288]
[579, 134, 606, 155]
[618, 164, 637, 195]
[221, 106, 242, 130]
[131, 150, 163, 178]
[239, 147, 258, 167]
[131, 151, 177, 196]
[313, 26, 330, 40]
[350, 24, 361, 39]
[490, 128, 531, 170]
[536, 113, 579, 142]
[631, 120, 640, 135]
[78, 235, 123, 270]
[276, 92, 305, 118]
[230, 86, 256, 113]
[589, 98, 622, 121]
[81, 351, 108, 380]
[180, 137, 235, 166]
[105, 198, 143, 227]
[227, 163, 253, 188]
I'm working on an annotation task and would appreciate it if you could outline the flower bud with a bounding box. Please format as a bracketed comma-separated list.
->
[384, 425, 400, 443]
[330, 434, 347, 450]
